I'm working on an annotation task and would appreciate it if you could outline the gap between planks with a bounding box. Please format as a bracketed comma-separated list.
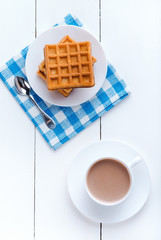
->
[33, 0, 37, 239]
[99, 0, 103, 239]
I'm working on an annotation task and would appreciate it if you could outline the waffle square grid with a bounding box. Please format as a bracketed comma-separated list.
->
[44, 41, 95, 90]
[37, 60, 73, 97]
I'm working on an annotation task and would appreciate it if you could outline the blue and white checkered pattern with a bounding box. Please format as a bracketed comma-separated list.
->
[0, 14, 129, 150]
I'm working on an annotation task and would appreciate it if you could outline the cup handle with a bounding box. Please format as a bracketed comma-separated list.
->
[128, 156, 142, 169]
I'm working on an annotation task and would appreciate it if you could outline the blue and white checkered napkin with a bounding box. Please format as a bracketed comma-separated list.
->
[0, 14, 129, 150]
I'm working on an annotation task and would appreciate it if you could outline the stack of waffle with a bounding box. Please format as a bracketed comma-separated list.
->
[37, 35, 96, 97]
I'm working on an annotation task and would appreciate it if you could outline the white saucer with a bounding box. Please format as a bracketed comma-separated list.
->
[67, 141, 150, 223]
[26, 25, 107, 107]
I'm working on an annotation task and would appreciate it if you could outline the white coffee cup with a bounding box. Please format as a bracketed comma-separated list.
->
[85, 156, 142, 206]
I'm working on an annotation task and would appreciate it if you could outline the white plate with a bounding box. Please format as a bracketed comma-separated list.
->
[26, 25, 107, 107]
[68, 141, 150, 224]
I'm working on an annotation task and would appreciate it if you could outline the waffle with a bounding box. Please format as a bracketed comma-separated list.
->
[37, 35, 96, 96]
[59, 36, 97, 64]
[37, 60, 73, 97]
[37, 36, 76, 97]
[44, 40, 95, 90]
[59, 35, 75, 44]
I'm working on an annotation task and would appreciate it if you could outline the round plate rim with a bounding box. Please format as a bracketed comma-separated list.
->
[25, 25, 107, 107]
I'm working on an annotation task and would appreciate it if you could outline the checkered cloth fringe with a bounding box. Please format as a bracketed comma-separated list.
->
[0, 14, 129, 150]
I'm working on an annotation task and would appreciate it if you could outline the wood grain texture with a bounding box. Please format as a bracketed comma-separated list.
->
[0, 0, 35, 239]
[35, 0, 100, 240]
[101, 0, 161, 239]
[0, 0, 160, 239]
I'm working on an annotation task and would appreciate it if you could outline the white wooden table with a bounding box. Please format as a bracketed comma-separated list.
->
[0, 0, 161, 239]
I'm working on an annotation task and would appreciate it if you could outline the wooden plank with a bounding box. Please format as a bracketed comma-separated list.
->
[101, 0, 161, 239]
[0, 0, 35, 239]
[35, 1, 100, 239]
